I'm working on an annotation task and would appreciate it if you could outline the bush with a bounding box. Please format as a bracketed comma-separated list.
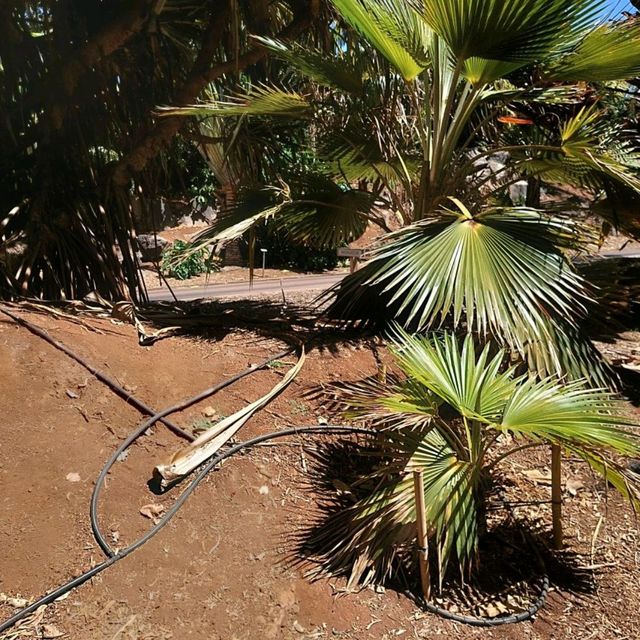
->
[160, 240, 219, 280]
[252, 222, 341, 272]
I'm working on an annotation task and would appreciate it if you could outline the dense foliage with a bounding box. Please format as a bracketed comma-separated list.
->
[0, 0, 324, 301]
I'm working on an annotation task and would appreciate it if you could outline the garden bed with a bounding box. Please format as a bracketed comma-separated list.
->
[0, 304, 639, 639]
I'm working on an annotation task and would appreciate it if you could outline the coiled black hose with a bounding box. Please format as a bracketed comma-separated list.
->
[1, 424, 549, 634]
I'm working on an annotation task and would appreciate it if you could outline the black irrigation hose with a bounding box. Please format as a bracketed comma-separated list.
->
[0, 305, 191, 441]
[1, 424, 549, 633]
[0, 426, 367, 634]
[89, 346, 295, 557]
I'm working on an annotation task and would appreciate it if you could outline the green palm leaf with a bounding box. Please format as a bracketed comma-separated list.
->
[314, 331, 640, 589]
[546, 22, 640, 82]
[325, 203, 591, 370]
[331, 0, 427, 81]
[391, 330, 517, 423]
[158, 85, 312, 118]
[252, 36, 365, 94]
[421, 0, 599, 65]
[306, 425, 478, 588]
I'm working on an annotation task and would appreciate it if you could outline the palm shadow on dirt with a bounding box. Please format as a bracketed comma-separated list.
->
[282, 437, 597, 620]
[140, 297, 379, 355]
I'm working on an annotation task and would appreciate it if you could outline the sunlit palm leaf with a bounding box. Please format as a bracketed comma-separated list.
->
[313, 331, 640, 588]
[158, 85, 312, 118]
[546, 21, 640, 81]
[421, 0, 599, 65]
[391, 330, 517, 423]
[331, 0, 427, 81]
[325, 204, 591, 368]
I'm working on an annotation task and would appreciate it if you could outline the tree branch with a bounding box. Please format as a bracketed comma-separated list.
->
[112, 0, 320, 186]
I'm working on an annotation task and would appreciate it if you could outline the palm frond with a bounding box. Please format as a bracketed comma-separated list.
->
[331, 0, 428, 81]
[252, 36, 365, 93]
[421, 0, 599, 66]
[546, 21, 640, 82]
[391, 330, 517, 423]
[325, 203, 591, 374]
[305, 426, 478, 588]
[311, 331, 640, 589]
[158, 84, 312, 118]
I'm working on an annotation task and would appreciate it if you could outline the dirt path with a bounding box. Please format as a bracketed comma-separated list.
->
[1, 309, 639, 639]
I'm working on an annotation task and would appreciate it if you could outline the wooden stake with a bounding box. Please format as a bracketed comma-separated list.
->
[551, 444, 563, 550]
[413, 470, 431, 600]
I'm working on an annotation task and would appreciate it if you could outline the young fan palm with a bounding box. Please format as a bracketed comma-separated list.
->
[312, 329, 640, 588]
[164, 0, 640, 383]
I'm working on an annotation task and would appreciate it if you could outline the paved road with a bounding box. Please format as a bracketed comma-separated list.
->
[147, 248, 640, 302]
[147, 272, 346, 301]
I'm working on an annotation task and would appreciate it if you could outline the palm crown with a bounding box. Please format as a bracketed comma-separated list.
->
[312, 329, 640, 588]
[164, 0, 640, 384]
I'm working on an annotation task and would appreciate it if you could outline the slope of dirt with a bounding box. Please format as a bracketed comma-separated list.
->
[1, 307, 639, 640]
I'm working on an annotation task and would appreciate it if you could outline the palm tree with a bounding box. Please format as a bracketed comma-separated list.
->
[310, 329, 640, 589]
[165, 0, 640, 383]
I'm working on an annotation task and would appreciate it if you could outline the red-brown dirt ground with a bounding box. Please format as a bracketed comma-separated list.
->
[1, 306, 639, 639]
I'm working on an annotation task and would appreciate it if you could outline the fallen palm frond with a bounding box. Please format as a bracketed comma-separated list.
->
[154, 349, 306, 486]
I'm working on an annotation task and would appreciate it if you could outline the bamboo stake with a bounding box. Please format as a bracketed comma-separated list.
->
[413, 470, 431, 600]
[551, 444, 563, 550]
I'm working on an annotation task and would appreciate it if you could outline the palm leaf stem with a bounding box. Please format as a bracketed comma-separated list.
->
[486, 441, 545, 471]
[439, 88, 483, 182]
[430, 58, 464, 189]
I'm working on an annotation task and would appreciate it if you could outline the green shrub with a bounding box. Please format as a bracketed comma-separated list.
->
[160, 240, 219, 280]
[252, 222, 341, 272]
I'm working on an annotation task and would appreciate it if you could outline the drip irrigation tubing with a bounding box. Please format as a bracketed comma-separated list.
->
[0, 310, 549, 633]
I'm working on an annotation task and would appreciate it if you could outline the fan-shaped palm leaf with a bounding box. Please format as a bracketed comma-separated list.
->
[330, 0, 427, 81]
[546, 21, 640, 82]
[421, 0, 599, 65]
[325, 203, 591, 367]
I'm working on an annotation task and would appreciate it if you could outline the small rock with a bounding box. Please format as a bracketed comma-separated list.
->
[116, 450, 129, 463]
[65, 472, 81, 483]
[65, 389, 79, 399]
[0, 594, 29, 608]
[203, 406, 217, 418]
[566, 477, 585, 496]
[137, 234, 168, 262]
[293, 621, 305, 633]
[140, 503, 165, 524]
[259, 485, 269, 495]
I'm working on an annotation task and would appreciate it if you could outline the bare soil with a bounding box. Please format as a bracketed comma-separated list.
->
[1, 304, 640, 640]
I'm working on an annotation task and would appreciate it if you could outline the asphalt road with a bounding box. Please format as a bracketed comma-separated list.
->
[147, 248, 640, 302]
[147, 272, 346, 301]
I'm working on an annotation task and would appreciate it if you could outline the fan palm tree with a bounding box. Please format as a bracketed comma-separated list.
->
[164, 0, 640, 383]
[310, 329, 640, 589]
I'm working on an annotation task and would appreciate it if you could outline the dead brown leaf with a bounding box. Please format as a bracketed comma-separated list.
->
[139, 503, 165, 524]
